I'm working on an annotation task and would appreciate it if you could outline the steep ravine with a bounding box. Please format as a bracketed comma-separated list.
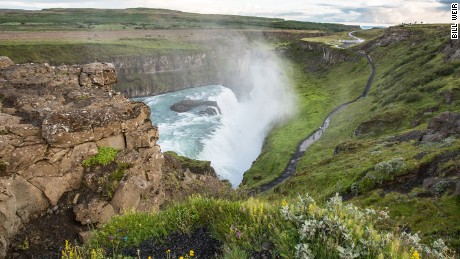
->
[258, 52, 375, 192]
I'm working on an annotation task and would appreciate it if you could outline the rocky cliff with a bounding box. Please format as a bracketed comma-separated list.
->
[112, 49, 252, 98]
[0, 56, 167, 257]
[296, 41, 359, 64]
[112, 52, 222, 97]
[0, 57, 229, 258]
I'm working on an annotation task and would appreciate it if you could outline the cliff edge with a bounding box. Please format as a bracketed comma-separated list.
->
[0, 57, 166, 257]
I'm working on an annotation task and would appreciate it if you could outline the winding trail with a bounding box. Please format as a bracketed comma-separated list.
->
[258, 33, 375, 192]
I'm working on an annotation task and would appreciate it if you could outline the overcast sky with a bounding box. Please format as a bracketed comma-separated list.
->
[0, 0, 452, 25]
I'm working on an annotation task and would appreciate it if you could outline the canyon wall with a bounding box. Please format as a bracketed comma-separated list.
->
[112, 50, 251, 98]
[112, 52, 222, 97]
[297, 41, 359, 64]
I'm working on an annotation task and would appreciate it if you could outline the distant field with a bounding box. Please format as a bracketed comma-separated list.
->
[301, 28, 385, 48]
[0, 8, 359, 64]
[0, 8, 358, 32]
[0, 29, 324, 43]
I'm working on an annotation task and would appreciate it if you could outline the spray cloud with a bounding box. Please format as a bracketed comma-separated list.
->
[198, 33, 297, 186]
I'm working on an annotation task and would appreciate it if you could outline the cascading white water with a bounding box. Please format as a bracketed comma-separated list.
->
[198, 53, 296, 186]
[139, 48, 296, 187]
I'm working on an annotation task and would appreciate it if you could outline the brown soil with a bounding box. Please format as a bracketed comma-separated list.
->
[6, 191, 87, 259]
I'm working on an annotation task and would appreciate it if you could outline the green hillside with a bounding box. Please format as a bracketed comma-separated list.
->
[0, 8, 357, 31]
[247, 25, 460, 251]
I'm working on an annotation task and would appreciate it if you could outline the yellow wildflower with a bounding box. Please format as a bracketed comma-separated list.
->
[281, 199, 288, 207]
[91, 249, 98, 259]
[411, 250, 420, 259]
[308, 203, 315, 212]
[179, 257, 184, 259]
[190, 250, 195, 257]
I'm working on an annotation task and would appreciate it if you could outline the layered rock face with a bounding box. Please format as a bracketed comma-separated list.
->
[297, 41, 359, 64]
[0, 57, 164, 257]
[112, 52, 221, 97]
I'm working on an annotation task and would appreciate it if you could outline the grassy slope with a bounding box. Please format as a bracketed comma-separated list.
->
[260, 25, 460, 248]
[0, 8, 357, 32]
[242, 45, 370, 188]
[0, 39, 202, 64]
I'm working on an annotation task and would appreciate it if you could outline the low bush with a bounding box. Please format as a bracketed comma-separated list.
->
[83, 147, 119, 167]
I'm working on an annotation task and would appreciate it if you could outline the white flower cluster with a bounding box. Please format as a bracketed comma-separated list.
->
[280, 193, 454, 259]
[281, 194, 392, 258]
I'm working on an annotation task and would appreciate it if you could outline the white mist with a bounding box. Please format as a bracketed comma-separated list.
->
[199, 51, 296, 186]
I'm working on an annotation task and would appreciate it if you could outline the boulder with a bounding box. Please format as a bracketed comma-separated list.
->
[111, 176, 152, 212]
[116, 149, 143, 165]
[6, 123, 40, 137]
[125, 126, 159, 150]
[10, 176, 49, 221]
[20, 161, 59, 179]
[96, 134, 126, 150]
[199, 107, 218, 116]
[423, 112, 460, 142]
[0, 113, 21, 135]
[74, 199, 116, 225]
[48, 148, 71, 164]
[78, 231, 94, 243]
[70, 142, 98, 164]
[170, 99, 220, 113]
[0, 63, 81, 88]
[29, 167, 83, 206]
[0, 179, 21, 238]
[79, 63, 117, 88]
[9, 144, 47, 171]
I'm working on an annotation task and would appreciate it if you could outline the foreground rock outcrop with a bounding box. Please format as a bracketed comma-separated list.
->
[0, 56, 231, 258]
[0, 57, 165, 257]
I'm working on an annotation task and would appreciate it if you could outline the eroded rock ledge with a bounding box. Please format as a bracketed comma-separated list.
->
[0, 57, 164, 257]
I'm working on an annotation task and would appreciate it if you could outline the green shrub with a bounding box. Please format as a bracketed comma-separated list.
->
[375, 157, 406, 174]
[103, 163, 129, 199]
[83, 147, 119, 167]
